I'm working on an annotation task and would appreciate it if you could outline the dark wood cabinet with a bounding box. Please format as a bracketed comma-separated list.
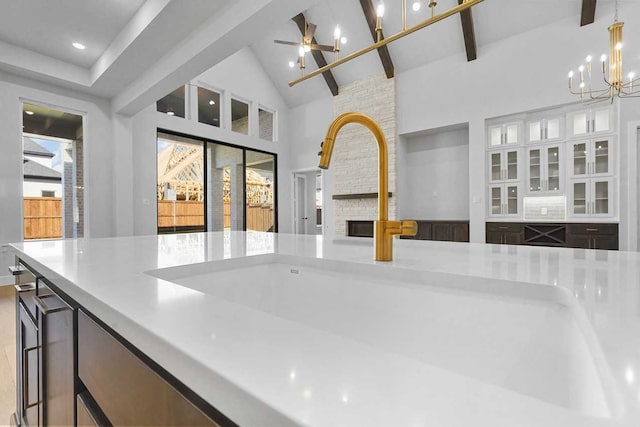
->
[567, 224, 619, 250]
[78, 310, 220, 426]
[486, 222, 618, 250]
[400, 220, 470, 242]
[37, 282, 74, 427]
[486, 223, 523, 245]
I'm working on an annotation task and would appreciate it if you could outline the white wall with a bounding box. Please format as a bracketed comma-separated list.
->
[23, 181, 62, 198]
[288, 96, 334, 234]
[129, 48, 294, 236]
[398, 127, 470, 220]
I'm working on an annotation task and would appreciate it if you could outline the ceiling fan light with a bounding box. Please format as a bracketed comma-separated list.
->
[412, 1, 421, 11]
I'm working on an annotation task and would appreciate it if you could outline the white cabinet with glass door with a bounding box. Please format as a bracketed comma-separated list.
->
[487, 121, 522, 147]
[567, 107, 613, 138]
[527, 116, 562, 143]
[569, 178, 614, 218]
[489, 184, 520, 217]
[569, 137, 614, 179]
[488, 149, 520, 183]
[526, 145, 562, 194]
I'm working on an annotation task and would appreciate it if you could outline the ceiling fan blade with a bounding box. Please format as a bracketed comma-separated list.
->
[274, 40, 300, 47]
[305, 23, 317, 39]
[311, 44, 335, 53]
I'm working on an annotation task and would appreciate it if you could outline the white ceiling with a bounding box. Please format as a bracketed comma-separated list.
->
[0, 0, 145, 68]
[251, 0, 602, 108]
[0, 0, 623, 114]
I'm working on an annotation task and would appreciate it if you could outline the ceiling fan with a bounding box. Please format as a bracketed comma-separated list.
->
[274, 20, 335, 53]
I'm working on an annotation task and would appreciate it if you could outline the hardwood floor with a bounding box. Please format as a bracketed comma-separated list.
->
[0, 285, 15, 427]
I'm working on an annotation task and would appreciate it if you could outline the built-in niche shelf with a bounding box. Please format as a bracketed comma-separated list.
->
[332, 192, 393, 200]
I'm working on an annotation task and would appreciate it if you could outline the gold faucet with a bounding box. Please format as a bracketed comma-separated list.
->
[318, 112, 417, 261]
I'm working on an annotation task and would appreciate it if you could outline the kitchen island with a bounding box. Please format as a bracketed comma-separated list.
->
[9, 231, 640, 426]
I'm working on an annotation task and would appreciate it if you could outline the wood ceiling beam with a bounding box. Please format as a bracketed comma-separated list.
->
[292, 13, 339, 96]
[359, 0, 394, 78]
[458, 0, 477, 61]
[580, 0, 597, 26]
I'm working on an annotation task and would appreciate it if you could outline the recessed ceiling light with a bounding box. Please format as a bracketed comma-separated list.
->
[288, 61, 295, 68]
[25, 110, 34, 115]
[166, 111, 175, 116]
[413, 1, 421, 12]
[209, 100, 216, 105]
[72, 42, 86, 50]
[340, 36, 347, 44]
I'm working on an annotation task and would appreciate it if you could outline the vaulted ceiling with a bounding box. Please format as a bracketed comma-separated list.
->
[0, 0, 618, 113]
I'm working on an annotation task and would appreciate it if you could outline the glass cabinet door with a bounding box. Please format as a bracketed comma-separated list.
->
[593, 180, 610, 215]
[546, 146, 560, 191]
[570, 112, 589, 137]
[592, 139, 610, 175]
[529, 121, 542, 142]
[506, 150, 518, 180]
[490, 186, 502, 215]
[490, 152, 502, 181]
[572, 181, 587, 215]
[506, 185, 518, 214]
[489, 126, 502, 146]
[505, 124, 519, 144]
[572, 142, 588, 177]
[528, 149, 541, 191]
[592, 108, 611, 133]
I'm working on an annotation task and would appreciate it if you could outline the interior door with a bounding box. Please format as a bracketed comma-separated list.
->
[294, 174, 307, 234]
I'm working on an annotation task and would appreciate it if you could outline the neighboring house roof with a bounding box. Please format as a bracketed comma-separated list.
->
[23, 137, 54, 158]
[23, 159, 61, 181]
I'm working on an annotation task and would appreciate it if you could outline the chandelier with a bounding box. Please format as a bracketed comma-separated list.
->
[280, 0, 484, 86]
[568, 0, 639, 102]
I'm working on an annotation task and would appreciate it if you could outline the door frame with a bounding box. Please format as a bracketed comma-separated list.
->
[291, 168, 324, 235]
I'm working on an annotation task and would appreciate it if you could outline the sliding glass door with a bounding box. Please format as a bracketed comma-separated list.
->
[245, 151, 275, 232]
[157, 132, 205, 234]
[157, 130, 277, 234]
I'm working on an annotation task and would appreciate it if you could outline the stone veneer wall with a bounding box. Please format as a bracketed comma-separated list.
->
[332, 73, 397, 236]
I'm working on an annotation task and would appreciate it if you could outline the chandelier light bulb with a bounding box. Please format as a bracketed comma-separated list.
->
[334, 25, 341, 40]
[568, 71, 574, 78]
[616, 42, 623, 50]
[578, 65, 585, 72]
[601, 54, 607, 62]
[586, 55, 593, 63]
[413, 1, 421, 11]
[299, 46, 305, 57]
[579, 81, 585, 88]
[377, 3, 385, 18]
[629, 72, 635, 80]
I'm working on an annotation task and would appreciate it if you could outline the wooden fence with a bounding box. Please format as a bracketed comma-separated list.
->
[158, 200, 273, 231]
[24, 197, 62, 240]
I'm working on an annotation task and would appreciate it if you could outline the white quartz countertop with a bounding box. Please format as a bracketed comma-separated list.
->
[10, 232, 640, 427]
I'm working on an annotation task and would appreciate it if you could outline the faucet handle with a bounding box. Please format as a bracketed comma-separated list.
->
[318, 141, 324, 156]
[400, 220, 418, 236]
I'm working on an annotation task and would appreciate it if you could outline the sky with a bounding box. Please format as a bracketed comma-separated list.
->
[31, 138, 62, 169]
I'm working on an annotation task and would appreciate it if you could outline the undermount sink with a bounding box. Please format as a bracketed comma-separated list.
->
[146, 254, 613, 418]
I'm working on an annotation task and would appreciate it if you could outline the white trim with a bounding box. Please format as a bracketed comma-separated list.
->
[291, 168, 324, 236]
[626, 120, 640, 251]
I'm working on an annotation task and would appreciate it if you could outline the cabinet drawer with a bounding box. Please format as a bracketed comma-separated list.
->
[78, 310, 220, 426]
[567, 223, 618, 235]
[486, 222, 523, 233]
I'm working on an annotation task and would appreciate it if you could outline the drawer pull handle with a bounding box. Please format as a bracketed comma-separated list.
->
[23, 346, 39, 410]
[586, 228, 599, 232]
[498, 226, 508, 230]
[14, 283, 36, 293]
[34, 295, 72, 315]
